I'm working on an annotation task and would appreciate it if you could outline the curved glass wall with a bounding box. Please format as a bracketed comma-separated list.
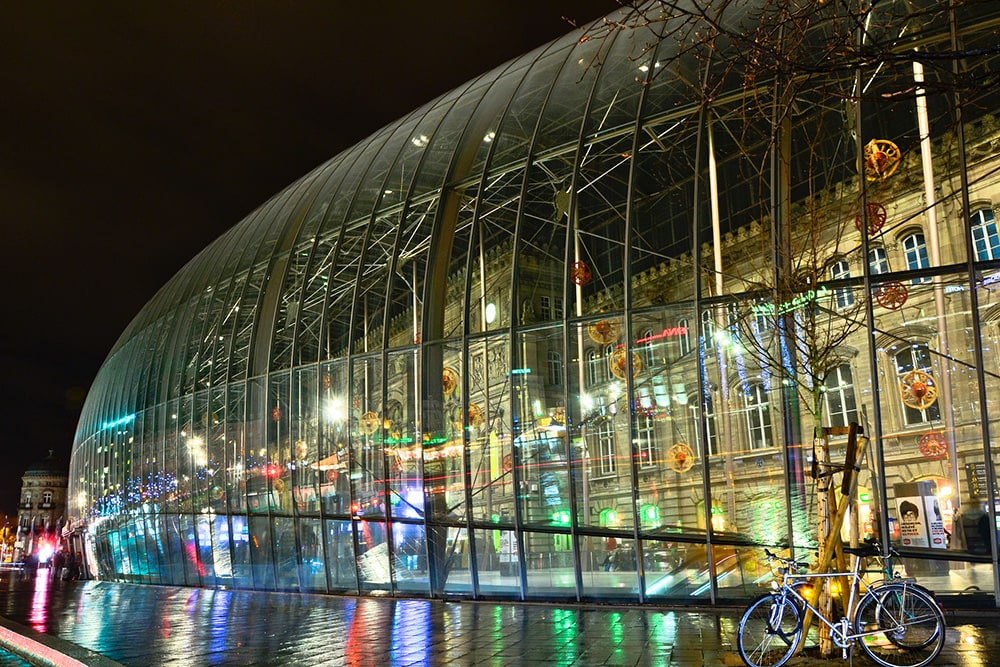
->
[70, 0, 1000, 606]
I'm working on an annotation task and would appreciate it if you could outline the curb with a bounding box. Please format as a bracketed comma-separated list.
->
[0, 617, 126, 667]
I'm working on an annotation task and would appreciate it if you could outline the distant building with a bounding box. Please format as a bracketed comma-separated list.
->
[16, 450, 68, 563]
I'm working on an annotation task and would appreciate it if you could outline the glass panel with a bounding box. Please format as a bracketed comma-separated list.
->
[230, 514, 252, 588]
[248, 515, 274, 590]
[324, 518, 358, 593]
[392, 522, 429, 595]
[473, 526, 521, 598]
[468, 335, 514, 524]
[356, 519, 390, 593]
[580, 535, 639, 600]
[516, 327, 570, 529]
[351, 354, 385, 520]
[291, 366, 319, 516]
[272, 516, 298, 590]
[440, 526, 473, 596]
[632, 308, 702, 534]
[386, 350, 422, 520]
[296, 518, 325, 592]
[319, 360, 350, 516]
[571, 317, 633, 531]
[523, 529, 577, 599]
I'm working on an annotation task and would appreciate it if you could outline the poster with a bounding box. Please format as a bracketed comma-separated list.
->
[896, 495, 928, 547]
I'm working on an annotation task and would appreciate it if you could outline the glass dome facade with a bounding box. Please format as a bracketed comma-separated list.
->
[70, 1, 1000, 605]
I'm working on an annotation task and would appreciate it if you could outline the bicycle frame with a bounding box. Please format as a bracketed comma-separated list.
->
[774, 551, 911, 651]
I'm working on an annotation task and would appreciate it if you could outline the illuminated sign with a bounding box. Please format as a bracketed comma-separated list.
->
[636, 327, 688, 343]
[751, 286, 831, 317]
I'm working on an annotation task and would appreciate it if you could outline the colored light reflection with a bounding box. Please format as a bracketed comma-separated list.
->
[28, 569, 50, 632]
[391, 601, 431, 662]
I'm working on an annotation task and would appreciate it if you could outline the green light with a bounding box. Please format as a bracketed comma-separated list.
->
[551, 510, 571, 526]
[860, 493, 871, 502]
[491, 513, 501, 523]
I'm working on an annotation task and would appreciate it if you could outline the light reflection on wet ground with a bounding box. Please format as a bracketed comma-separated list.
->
[1, 568, 998, 666]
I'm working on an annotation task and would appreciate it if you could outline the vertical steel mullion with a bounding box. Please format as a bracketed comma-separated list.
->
[947, 1, 1000, 608]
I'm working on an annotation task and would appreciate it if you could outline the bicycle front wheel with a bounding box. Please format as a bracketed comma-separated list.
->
[737, 594, 802, 667]
[853, 582, 946, 667]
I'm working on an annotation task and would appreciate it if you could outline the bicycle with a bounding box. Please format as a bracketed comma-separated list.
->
[736, 539, 946, 667]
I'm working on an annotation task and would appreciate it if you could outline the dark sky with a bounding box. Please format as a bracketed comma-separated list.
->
[0, 2, 620, 517]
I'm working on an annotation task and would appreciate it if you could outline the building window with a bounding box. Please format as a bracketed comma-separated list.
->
[868, 247, 889, 275]
[902, 232, 930, 283]
[823, 364, 858, 428]
[895, 344, 940, 425]
[830, 260, 855, 309]
[701, 310, 715, 350]
[688, 392, 718, 457]
[741, 382, 773, 450]
[635, 413, 656, 468]
[540, 296, 562, 320]
[587, 350, 600, 387]
[604, 344, 616, 381]
[41, 491, 53, 505]
[594, 418, 616, 476]
[971, 208, 1000, 261]
[547, 351, 562, 386]
[641, 329, 655, 369]
[678, 318, 691, 356]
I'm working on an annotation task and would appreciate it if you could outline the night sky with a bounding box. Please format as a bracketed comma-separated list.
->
[0, 2, 621, 517]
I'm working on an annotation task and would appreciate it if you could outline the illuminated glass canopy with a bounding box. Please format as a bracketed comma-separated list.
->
[70, 1, 1000, 605]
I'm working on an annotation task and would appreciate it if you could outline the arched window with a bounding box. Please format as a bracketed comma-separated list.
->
[701, 309, 715, 350]
[688, 392, 718, 456]
[971, 208, 1000, 261]
[830, 260, 854, 309]
[593, 417, 617, 476]
[598, 508, 618, 527]
[604, 344, 616, 380]
[823, 364, 858, 428]
[641, 329, 655, 369]
[902, 232, 930, 283]
[586, 350, 601, 386]
[895, 344, 940, 425]
[741, 382, 773, 450]
[546, 350, 562, 387]
[678, 318, 691, 356]
[640, 504, 661, 529]
[635, 412, 656, 469]
[868, 247, 889, 275]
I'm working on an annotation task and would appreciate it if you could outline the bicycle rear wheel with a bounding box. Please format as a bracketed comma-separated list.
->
[853, 582, 945, 667]
[737, 594, 802, 667]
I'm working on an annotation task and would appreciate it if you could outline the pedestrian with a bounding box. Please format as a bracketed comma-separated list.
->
[602, 536, 617, 571]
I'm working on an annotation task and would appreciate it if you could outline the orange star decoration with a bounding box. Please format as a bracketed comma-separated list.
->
[588, 318, 621, 344]
[666, 443, 695, 473]
[874, 281, 908, 310]
[854, 201, 887, 236]
[918, 432, 948, 461]
[442, 367, 459, 396]
[609, 347, 642, 380]
[863, 139, 901, 181]
[360, 411, 379, 435]
[899, 370, 938, 410]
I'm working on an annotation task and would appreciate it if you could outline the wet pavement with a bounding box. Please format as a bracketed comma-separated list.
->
[1, 568, 998, 666]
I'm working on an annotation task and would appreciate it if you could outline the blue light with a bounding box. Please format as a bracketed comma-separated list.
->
[100, 414, 136, 431]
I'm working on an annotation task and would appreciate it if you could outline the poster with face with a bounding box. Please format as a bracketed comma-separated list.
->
[924, 495, 948, 548]
[896, 496, 928, 547]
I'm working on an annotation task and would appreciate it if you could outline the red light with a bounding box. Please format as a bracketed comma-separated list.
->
[264, 464, 282, 478]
